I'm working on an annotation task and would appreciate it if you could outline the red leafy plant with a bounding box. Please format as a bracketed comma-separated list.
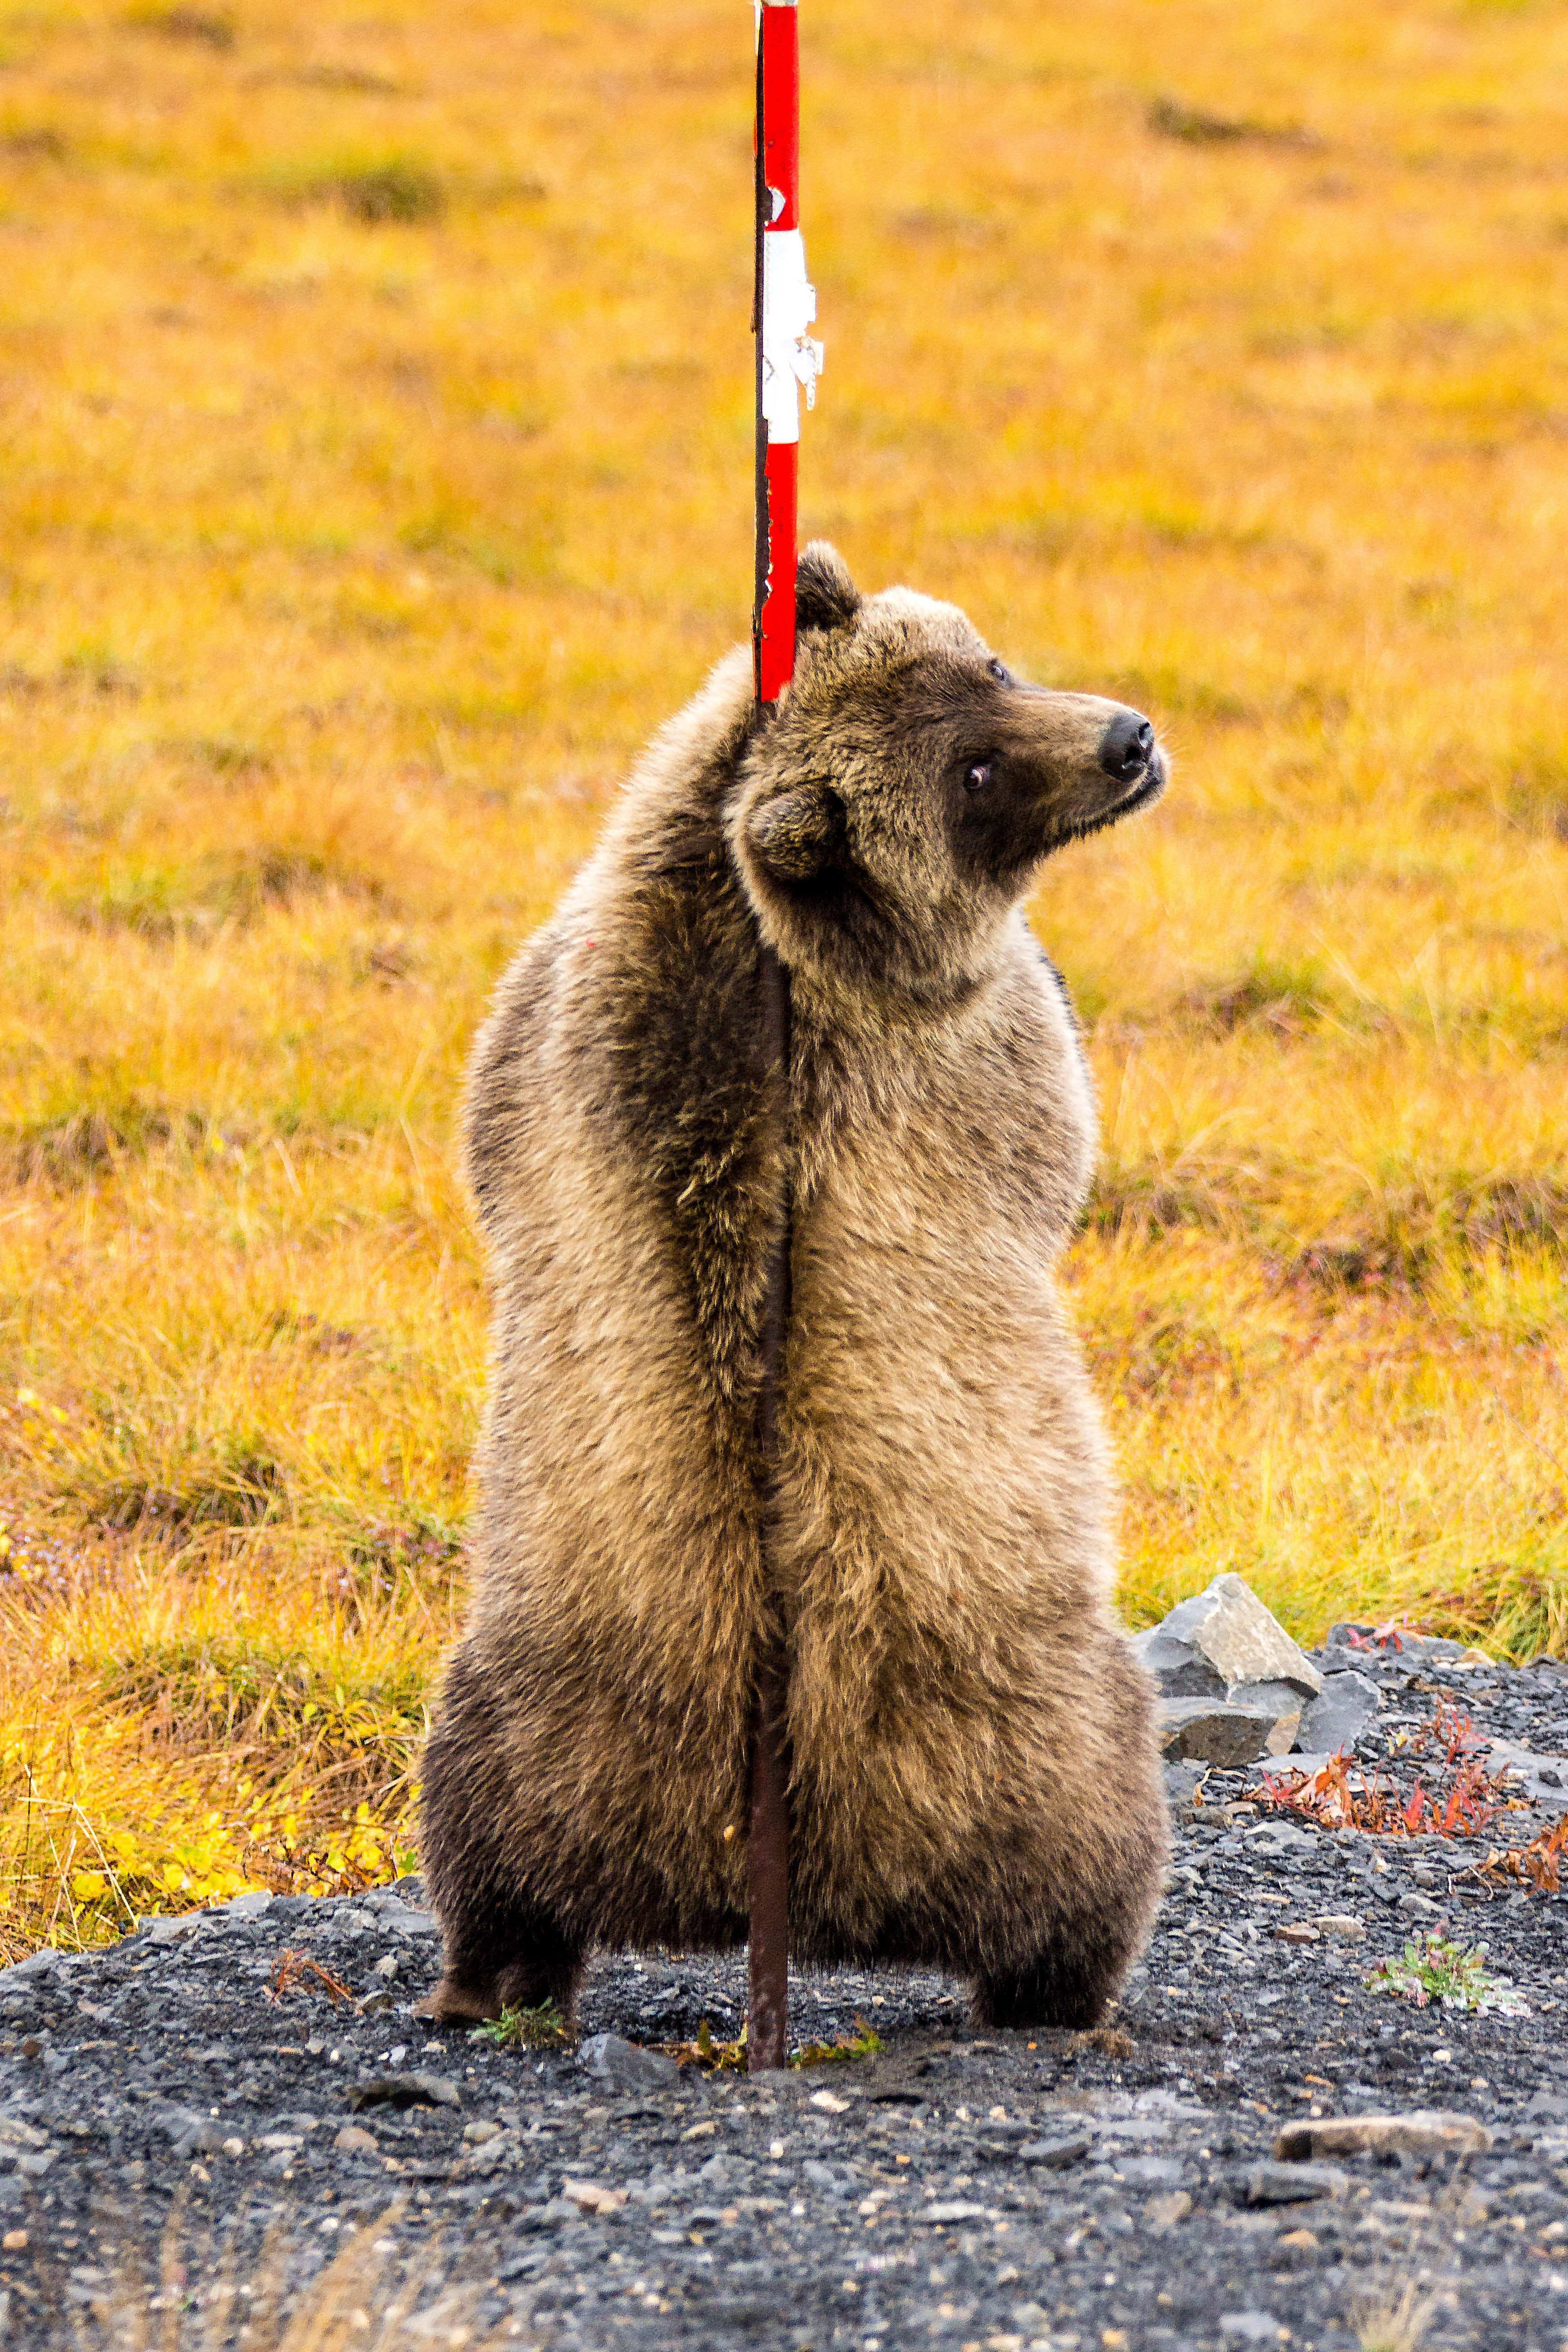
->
[1470, 1815, 1568, 1896]
[1258, 1750, 1507, 1838]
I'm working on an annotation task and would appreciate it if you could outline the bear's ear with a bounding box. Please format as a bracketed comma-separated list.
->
[794, 541, 861, 635]
[746, 784, 846, 883]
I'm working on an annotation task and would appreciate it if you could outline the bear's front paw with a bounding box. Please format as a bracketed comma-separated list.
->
[415, 1973, 505, 2025]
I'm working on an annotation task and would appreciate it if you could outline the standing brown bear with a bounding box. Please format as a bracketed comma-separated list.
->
[420, 544, 1170, 2031]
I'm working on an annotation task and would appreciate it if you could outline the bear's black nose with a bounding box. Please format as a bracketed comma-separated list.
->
[1097, 710, 1156, 784]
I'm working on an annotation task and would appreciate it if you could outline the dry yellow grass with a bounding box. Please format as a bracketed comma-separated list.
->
[1, 0, 1565, 1952]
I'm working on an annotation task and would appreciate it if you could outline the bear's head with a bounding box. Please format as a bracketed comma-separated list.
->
[730, 542, 1167, 998]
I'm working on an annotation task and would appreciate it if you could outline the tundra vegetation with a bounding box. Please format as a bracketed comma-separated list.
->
[0, 0, 1564, 1955]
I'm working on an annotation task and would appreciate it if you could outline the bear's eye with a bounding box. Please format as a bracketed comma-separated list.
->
[964, 760, 993, 794]
[988, 659, 1008, 684]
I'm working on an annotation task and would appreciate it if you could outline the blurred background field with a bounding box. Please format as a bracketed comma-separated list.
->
[1, 0, 1565, 1953]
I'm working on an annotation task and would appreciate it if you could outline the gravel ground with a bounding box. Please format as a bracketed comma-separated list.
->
[2, 1639, 1567, 2351]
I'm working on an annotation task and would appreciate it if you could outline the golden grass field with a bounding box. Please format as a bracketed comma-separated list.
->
[1, 0, 1566, 1954]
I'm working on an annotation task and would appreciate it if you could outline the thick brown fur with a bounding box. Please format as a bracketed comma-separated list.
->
[420, 545, 1171, 2031]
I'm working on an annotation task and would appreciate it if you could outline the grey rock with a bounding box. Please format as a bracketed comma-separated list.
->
[1487, 1742, 1568, 1807]
[1296, 1670, 1381, 1758]
[579, 2031, 680, 2094]
[1135, 1575, 1322, 1702]
[1276, 2110, 1491, 2160]
[217, 1891, 274, 1923]
[345, 2072, 462, 2113]
[1159, 1699, 1291, 1769]
[153, 2105, 223, 2159]
[1164, 1759, 1209, 1807]
[1243, 2160, 1348, 2205]
[1113, 2155, 1185, 2185]
[373, 1903, 440, 1940]
[1019, 2133, 1090, 2168]
[1244, 1821, 1319, 1857]
[1219, 2317, 1287, 2346]
[1324, 1625, 1468, 1664]
[145, 1918, 199, 1948]
[915, 2200, 994, 2226]
[0, 1949, 62, 1985]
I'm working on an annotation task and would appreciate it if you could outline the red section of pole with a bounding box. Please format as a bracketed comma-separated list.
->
[757, 443, 798, 704]
[753, 0, 802, 712]
[760, 6, 799, 232]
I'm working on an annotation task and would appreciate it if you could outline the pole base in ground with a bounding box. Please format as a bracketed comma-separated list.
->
[747, 1647, 790, 2071]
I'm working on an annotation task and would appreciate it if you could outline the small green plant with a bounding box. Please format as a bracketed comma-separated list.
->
[791, 2021, 884, 2068]
[663, 2015, 886, 2072]
[663, 2018, 750, 2071]
[472, 1998, 570, 2051]
[1353, 2278, 1435, 2352]
[1365, 1930, 1528, 2015]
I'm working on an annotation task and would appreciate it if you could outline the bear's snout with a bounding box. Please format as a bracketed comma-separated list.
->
[1096, 707, 1157, 785]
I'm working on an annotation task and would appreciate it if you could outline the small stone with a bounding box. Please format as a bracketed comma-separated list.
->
[3, 2229, 27, 2252]
[1019, 2133, 1090, 2169]
[916, 2200, 993, 2225]
[810, 2089, 850, 2114]
[1113, 2155, 1184, 2185]
[1296, 1670, 1379, 1758]
[1274, 1923, 1320, 1946]
[358, 1989, 394, 2017]
[1244, 1820, 1318, 1859]
[463, 2118, 501, 2145]
[334, 2126, 378, 2153]
[580, 2032, 680, 2093]
[1311, 1916, 1366, 1942]
[1145, 2190, 1193, 2229]
[1277, 2228, 1318, 2250]
[221, 2137, 246, 2158]
[373, 1953, 400, 1980]
[1219, 2317, 1287, 2346]
[156, 2106, 222, 2159]
[1275, 2110, 1491, 2162]
[563, 2177, 626, 2215]
[1244, 2161, 1347, 2206]
[345, 2071, 461, 2113]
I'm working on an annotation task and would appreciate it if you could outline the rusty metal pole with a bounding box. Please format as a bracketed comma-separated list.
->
[747, 946, 792, 2073]
[748, 0, 820, 2074]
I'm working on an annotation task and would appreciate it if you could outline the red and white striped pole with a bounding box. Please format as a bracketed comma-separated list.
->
[753, 0, 821, 708]
[748, 0, 820, 2075]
